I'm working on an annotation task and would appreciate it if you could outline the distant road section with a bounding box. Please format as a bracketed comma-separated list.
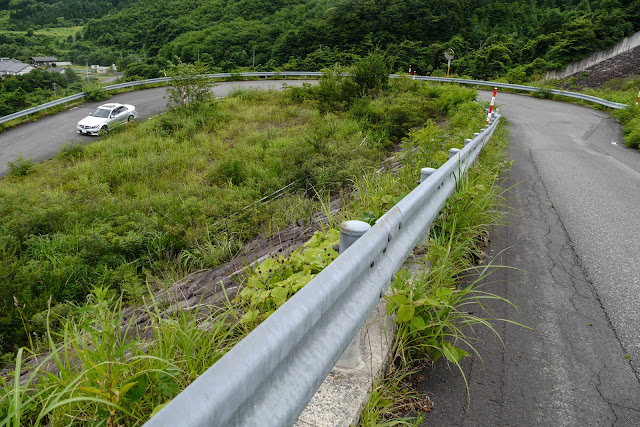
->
[0, 80, 311, 177]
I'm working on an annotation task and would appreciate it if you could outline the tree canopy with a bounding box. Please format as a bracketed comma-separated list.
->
[1, 0, 639, 80]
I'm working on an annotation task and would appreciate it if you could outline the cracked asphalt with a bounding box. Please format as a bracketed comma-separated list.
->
[420, 93, 640, 426]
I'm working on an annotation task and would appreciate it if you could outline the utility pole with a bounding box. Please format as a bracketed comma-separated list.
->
[253, 46, 255, 67]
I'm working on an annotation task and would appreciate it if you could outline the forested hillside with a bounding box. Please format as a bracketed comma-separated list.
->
[80, 0, 639, 79]
[0, 0, 124, 29]
[1, 0, 638, 80]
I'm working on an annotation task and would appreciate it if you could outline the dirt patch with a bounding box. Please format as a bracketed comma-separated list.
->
[558, 45, 640, 89]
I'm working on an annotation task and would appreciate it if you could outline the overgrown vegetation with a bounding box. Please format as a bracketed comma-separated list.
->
[361, 121, 514, 424]
[0, 67, 82, 117]
[0, 54, 505, 424]
[0, 55, 479, 356]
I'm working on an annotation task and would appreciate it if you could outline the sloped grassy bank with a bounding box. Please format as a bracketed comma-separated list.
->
[1, 71, 493, 425]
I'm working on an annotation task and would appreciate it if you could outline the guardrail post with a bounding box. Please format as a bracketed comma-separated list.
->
[420, 167, 436, 183]
[335, 220, 372, 369]
[464, 138, 472, 146]
[448, 148, 461, 160]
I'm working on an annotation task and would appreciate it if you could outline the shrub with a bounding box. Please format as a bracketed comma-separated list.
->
[532, 87, 553, 99]
[7, 155, 35, 177]
[84, 86, 110, 102]
[351, 50, 391, 96]
[165, 60, 216, 107]
[55, 142, 86, 161]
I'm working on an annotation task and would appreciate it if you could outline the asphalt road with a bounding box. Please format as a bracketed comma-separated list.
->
[0, 80, 309, 176]
[421, 92, 640, 425]
[3, 82, 640, 424]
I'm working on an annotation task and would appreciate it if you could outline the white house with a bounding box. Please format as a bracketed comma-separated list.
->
[0, 58, 35, 76]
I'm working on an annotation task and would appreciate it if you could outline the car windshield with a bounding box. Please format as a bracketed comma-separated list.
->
[90, 108, 112, 118]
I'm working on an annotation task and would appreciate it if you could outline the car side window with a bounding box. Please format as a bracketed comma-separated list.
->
[114, 107, 124, 115]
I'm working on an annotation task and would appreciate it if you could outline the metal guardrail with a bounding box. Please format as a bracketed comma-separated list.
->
[0, 71, 627, 125]
[143, 114, 501, 426]
[0, 72, 323, 125]
[408, 76, 628, 109]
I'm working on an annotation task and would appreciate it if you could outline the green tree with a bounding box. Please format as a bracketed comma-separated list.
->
[351, 50, 391, 95]
[165, 60, 216, 107]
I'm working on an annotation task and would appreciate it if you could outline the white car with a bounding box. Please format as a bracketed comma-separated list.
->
[76, 103, 137, 136]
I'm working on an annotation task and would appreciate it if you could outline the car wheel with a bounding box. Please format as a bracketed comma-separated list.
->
[128, 115, 134, 122]
[100, 125, 109, 135]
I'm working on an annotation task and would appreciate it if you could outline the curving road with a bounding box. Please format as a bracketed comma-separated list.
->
[3, 82, 640, 424]
[0, 80, 309, 177]
[422, 92, 640, 425]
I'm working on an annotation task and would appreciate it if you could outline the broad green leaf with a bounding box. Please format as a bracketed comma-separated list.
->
[263, 309, 275, 319]
[118, 381, 139, 396]
[388, 294, 409, 306]
[78, 386, 110, 398]
[386, 299, 398, 315]
[397, 304, 415, 323]
[149, 402, 169, 419]
[413, 297, 441, 307]
[410, 315, 426, 330]
[441, 341, 469, 364]
[239, 287, 254, 298]
[271, 287, 288, 307]
[240, 310, 259, 324]
[257, 289, 271, 302]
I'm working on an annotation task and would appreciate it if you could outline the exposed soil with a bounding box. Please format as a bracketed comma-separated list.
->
[2, 141, 408, 386]
[559, 45, 640, 89]
[3, 197, 342, 383]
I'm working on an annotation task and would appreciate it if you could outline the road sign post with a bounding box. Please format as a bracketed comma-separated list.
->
[444, 49, 454, 77]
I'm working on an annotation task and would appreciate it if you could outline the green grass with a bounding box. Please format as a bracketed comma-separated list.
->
[0, 26, 83, 39]
[0, 71, 500, 424]
[359, 120, 521, 423]
[1, 76, 484, 355]
[1, 286, 245, 426]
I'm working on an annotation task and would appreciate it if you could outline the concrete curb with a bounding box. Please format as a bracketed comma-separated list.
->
[295, 296, 395, 426]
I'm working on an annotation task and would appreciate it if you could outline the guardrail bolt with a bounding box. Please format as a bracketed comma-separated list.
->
[336, 220, 371, 369]
[448, 148, 461, 160]
[420, 167, 436, 183]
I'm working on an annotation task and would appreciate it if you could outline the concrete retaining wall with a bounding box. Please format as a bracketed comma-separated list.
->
[546, 31, 640, 80]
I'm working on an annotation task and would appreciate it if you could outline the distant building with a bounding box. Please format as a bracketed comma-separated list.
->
[55, 61, 72, 67]
[94, 66, 110, 74]
[0, 58, 35, 76]
[31, 56, 58, 66]
[46, 67, 66, 74]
